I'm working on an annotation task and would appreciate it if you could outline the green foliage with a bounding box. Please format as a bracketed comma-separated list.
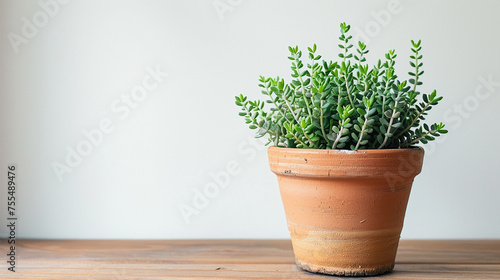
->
[235, 23, 447, 149]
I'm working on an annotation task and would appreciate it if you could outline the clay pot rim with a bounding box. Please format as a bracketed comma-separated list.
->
[268, 146, 424, 154]
[268, 146, 424, 178]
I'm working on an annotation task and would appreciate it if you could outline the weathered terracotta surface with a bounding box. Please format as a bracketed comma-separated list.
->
[268, 146, 424, 276]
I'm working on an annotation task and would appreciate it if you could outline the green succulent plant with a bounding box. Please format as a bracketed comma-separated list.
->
[235, 22, 447, 150]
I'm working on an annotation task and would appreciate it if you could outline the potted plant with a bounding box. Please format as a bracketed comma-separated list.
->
[234, 23, 447, 276]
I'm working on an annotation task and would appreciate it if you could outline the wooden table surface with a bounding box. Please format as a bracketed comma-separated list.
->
[0, 239, 499, 279]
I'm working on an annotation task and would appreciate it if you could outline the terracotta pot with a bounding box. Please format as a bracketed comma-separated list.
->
[268, 146, 424, 276]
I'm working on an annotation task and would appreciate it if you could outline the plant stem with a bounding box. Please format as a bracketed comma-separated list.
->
[332, 127, 344, 149]
[397, 48, 421, 136]
[343, 74, 355, 108]
[293, 54, 313, 120]
[379, 92, 401, 149]
[409, 128, 436, 145]
[341, 37, 355, 108]
[378, 116, 394, 149]
[412, 52, 420, 94]
[283, 94, 299, 125]
[265, 88, 290, 123]
[336, 82, 342, 106]
[293, 133, 307, 147]
[243, 103, 275, 137]
[396, 100, 431, 138]
[354, 110, 370, 150]
[299, 76, 312, 118]
[302, 128, 313, 145]
[319, 100, 329, 144]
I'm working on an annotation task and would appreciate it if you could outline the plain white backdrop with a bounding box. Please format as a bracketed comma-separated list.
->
[0, 0, 499, 239]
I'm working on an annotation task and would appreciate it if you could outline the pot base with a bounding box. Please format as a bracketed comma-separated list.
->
[296, 258, 394, 277]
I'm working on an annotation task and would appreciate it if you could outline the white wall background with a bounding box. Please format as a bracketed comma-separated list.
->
[0, 0, 499, 239]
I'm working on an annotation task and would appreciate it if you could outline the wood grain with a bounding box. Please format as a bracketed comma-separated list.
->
[0, 239, 499, 279]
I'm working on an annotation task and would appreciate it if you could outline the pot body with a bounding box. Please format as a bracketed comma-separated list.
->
[268, 146, 424, 276]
